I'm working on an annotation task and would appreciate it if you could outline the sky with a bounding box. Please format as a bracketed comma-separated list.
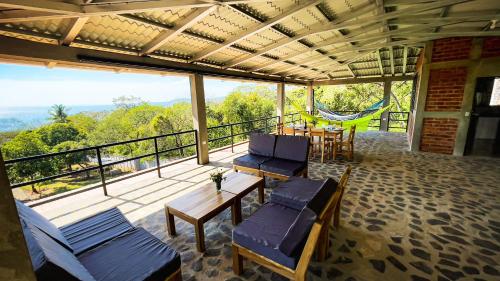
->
[0, 63, 275, 107]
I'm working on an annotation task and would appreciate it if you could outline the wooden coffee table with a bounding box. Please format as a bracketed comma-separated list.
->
[165, 172, 264, 252]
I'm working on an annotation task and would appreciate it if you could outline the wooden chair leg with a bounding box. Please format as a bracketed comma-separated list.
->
[316, 225, 328, 262]
[232, 245, 243, 275]
[321, 142, 325, 163]
[334, 206, 341, 228]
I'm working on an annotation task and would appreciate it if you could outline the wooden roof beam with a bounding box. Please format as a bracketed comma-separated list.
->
[189, 0, 323, 62]
[223, 0, 469, 68]
[377, 49, 384, 76]
[389, 46, 395, 76]
[140, 6, 215, 55]
[60, 17, 89, 46]
[402, 46, 407, 75]
[346, 64, 356, 78]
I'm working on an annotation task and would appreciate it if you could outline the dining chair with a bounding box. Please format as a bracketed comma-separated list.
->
[338, 125, 356, 160]
[309, 128, 326, 163]
[276, 122, 284, 135]
[282, 126, 295, 135]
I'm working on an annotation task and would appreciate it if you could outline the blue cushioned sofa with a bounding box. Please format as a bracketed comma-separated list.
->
[16, 201, 182, 281]
[233, 133, 309, 180]
[232, 166, 352, 281]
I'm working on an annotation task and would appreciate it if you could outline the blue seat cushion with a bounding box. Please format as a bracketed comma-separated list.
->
[16, 200, 73, 252]
[78, 228, 181, 281]
[274, 135, 309, 162]
[233, 203, 301, 269]
[233, 153, 271, 169]
[60, 207, 134, 254]
[260, 158, 306, 177]
[271, 177, 338, 215]
[21, 220, 96, 281]
[248, 133, 276, 157]
[270, 177, 326, 211]
[279, 207, 317, 256]
[306, 178, 338, 215]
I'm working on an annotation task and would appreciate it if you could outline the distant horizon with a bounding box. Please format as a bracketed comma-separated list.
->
[0, 63, 276, 107]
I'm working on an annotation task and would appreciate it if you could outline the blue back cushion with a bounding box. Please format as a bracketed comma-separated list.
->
[307, 178, 338, 216]
[278, 207, 317, 256]
[16, 200, 73, 252]
[21, 220, 96, 281]
[249, 133, 276, 157]
[274, 135, 309, 162]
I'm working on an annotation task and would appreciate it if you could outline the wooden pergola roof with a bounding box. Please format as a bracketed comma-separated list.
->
[0, 0, 499, 84]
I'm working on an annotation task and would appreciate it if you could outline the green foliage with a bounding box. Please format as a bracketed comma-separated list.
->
[36, 123, 82, 147]
[49, 104, 69, 123]
[2, 131, 56, 193]
[68, 113, 98, 136]
[52, 141, 89, 172]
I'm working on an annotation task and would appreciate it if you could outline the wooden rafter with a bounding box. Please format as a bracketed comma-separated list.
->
[402, 46, 408, 75]
[60, 17, 89, 46]
[189, 0, 323, 62]
[223, 0, 469, 68]
[223, 2, 376, 68]
[434, 6, 451, 33]
[377, 49, 384, 76]
[389, 46, 395, 76]
[250, 23, 446, 73]
[346, 64, 356, 78]
[140, 6, 216, 55]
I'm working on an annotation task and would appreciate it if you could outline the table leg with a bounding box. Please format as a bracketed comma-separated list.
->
[165, 207, 176, 236]
[232, 199, 242, 225]
[258, 180, 265, 204]
[194, 220, 205, 252]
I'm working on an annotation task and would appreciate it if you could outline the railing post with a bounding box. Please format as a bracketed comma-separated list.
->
[194, 130, 200, 165]
[265, 118, 269, 133]
[95, 147, 107, 196]
[154, 137, 161, 178]
[230, 124, 234, 153]
[405, 112, 410, 132]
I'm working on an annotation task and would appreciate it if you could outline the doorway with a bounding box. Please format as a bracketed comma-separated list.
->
[465, 77, 500, 157]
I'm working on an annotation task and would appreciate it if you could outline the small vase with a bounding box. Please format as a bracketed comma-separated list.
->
[216, 181, 222, 191]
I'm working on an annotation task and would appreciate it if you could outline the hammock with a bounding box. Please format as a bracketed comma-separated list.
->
[315, 99, 384, 122]
[291, 101, 389, 132]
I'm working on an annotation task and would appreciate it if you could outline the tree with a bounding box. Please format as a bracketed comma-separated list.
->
[2, 131, 56, 194]
[151, 102, 193, 156]
[52, 141, 90, 176]
[68, 113, 98, 137]
[36, 123, 82, 147]
[49, 104, 69, 123]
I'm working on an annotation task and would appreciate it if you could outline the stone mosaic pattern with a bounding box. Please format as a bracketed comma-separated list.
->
[135, 132, 500, 281]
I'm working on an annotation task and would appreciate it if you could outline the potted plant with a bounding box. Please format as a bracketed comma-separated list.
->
[210, 169, 226, 192]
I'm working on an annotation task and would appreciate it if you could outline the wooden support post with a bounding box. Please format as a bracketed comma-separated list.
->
[277, 82, 285, 123]
[190, 73, 209, 164]
[380, 81, 391, 131]
[0, 153, 37, 281]
[306, 83, 314, 114]
[410, 41, 433, 151]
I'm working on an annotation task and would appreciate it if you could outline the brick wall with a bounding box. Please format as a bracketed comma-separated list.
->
[420, 118, 458, 154]
[432, 37, 472, 62]
[425, 67, 467, 111]
[482, 37, 500, 58]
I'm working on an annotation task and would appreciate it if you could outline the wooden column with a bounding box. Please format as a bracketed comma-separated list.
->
[380, 81, 392, 131]
[0, 153, 37, 281]
[410, 41, 433, 151]
[190, 74, 209, 164]
[306, 83, 314, 114]
[277, 82, 285, 123]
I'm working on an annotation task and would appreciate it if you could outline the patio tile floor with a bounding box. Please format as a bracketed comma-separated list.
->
[33, 131, 500, 281]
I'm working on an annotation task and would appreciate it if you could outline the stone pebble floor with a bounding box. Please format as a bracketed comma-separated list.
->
[136, 131, 500, 281]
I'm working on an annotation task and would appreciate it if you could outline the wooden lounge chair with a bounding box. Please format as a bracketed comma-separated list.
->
[232, 166, 352, 281]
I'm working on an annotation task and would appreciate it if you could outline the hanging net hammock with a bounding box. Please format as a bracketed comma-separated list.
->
[291, 100, 389, 132]
[315, 100, 384, 121]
